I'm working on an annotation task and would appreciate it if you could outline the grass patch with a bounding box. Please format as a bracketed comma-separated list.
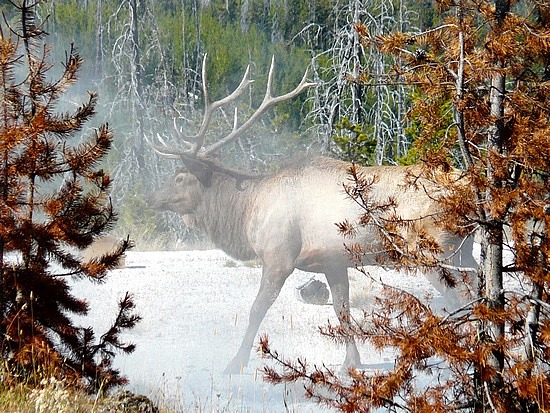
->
[0, 378, 167, 412]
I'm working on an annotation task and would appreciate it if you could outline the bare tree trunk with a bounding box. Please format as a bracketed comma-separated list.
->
[351, 1, 362, 127]
[524, 283, 542, 361]
[240, 0, 249, 31]
[95, 0, 104, 79]
[481, 0, 510, 397]
[454, 2, 474, 169]
[181, 0, 187, 101]
[129, 0, 145, 170]
[193, 0, 202, 92]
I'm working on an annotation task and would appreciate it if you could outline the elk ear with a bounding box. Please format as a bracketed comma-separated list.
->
[181, 156, 213, 188]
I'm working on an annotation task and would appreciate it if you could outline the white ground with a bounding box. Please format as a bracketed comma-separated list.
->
[69, 249, 457, 412]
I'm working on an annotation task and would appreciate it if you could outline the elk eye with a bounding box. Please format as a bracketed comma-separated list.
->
[175, 174, 185, 184]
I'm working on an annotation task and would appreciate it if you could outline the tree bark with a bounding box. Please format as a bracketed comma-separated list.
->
[481, 0, 510, 399]
[129, 0, 145, 170]
[524, 283, 542, 361]
[95, 0, 104, 79]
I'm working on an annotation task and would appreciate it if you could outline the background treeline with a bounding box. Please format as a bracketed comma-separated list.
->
[0, 0, 436, 248]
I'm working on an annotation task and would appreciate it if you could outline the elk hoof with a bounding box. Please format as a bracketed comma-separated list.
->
[223, 358, 246, 375]
[341, 345, 361, 372]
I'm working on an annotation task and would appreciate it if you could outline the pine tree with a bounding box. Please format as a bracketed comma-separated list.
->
[0, 0, 138, 392]
[261, 1, 550, 411]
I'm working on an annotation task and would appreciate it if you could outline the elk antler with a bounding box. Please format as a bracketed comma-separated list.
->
[149, 54, 316, 159]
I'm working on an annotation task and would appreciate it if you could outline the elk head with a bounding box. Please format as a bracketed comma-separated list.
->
[148, 167, 203, 214]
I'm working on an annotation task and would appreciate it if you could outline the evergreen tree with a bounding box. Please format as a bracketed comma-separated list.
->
[0, 0, 138, 392]
[261, 1, 550, 411]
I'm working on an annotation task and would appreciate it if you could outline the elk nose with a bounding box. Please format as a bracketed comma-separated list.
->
[146, 191, 162, 210]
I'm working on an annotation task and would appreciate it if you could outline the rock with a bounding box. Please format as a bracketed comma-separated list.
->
[295, 279, 330, 305]
[108, 390, 158, 413]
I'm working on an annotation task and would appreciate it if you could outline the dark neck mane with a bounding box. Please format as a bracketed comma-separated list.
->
[195, 172, 261, 261]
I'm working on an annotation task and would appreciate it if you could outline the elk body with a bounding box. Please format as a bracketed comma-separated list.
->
[148, 56, 477, 373]
[149, 156, 476, 373]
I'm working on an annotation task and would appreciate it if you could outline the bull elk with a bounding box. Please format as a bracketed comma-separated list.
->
[148, 56, 477, 374]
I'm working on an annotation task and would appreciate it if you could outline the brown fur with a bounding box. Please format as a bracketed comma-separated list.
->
[82, 234, 126, 269]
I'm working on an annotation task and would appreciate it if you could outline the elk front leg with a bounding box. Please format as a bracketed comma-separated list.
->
[325, 270, 361, 370]
[224, 266, 290, 374]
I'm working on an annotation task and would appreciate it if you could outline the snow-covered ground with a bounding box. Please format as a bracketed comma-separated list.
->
[69, 249, 457, 412]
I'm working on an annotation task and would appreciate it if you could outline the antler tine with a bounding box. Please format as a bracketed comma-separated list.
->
[179, 54, 254, 156]
[202, 56, 316, 156]
[144, 133, 187, 159]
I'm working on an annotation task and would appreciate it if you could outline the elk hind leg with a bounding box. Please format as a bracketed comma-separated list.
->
[325, 269, 361, 370]
[429, 234, 478, 311]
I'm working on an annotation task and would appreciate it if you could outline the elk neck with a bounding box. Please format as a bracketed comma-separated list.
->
[193, 170, 263, 261]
